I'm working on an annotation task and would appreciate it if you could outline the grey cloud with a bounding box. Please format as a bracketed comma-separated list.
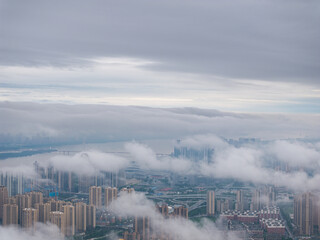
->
[1, 102, 319, 148]
[48, 151, 129, 176]
[0, 0, 319, 84]
[1, 134, 320, 192]
[125, 137, 320, 192]
[125, 142, 194, 174]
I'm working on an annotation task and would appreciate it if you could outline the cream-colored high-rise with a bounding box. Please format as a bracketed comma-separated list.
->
[89, 186, 102, 208]
[86, 204, 96, 229]
[206, 191, 215, 216]
[75, 202, 87, 233]
[63, 205, 75, 237]
[17, 194, 32, 225]
[50, 211, 65, 236]
[2, 204, 18, 225]
[105, 187, 117, 207]
[35, 202, 51, 223]
[0, 186, 9, 221]
[22, 208, 38, 231]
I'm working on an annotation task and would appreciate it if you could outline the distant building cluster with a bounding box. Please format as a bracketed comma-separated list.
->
[209, 187, 276, 216]
[0, 160, 126, 198]
[173, 140, 214, 164]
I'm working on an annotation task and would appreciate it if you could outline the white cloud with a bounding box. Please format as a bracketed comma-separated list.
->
[48, 151, 129, 176]
[0, 224, 63, 240]
[125, 142, 194, 174]
[111, 191, 240, 240]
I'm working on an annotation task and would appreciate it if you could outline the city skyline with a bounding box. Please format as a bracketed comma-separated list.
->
[1, 0, 320, 239]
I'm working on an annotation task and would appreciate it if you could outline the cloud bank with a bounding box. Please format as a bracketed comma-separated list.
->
[48, 151, 129, 175]
[111, 191, 240, 240]
[0, 224, 62, 240]
[125, 136, 320, 192]
[1, 102, 319, 149]
[1, 134, 320, 192]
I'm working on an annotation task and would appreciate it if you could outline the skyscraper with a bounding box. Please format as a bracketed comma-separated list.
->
[2, 204, 18, 225]
[22, 208, 38, 230]
[30, 191, 43, 208]
[121, 188, 135, 194]
[206, 191, 215, 216]
[35, 202, 51, 223]
[105, 187, 117, 207]
[50, 200, 66, 212]
[63, 205, 75, 237]
[0, 186, 9, 221]
[86, 204, 96, 229]
[89, 186, 102, 207]
[17, 194, 32, 225]
[294, 192, 313, 235]
[50, 211, 65, 235]
[251, 189, 261, 211]
[173, 205, 188, 219]
[75, 202, 87, 233]
[156, 203, 169, 217]
[235, 190, 244, 211]
[134, 216, 150, 240]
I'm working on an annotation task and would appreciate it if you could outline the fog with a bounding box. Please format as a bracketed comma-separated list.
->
[110, 191, 240, 240]
[0, 224, 62, 240]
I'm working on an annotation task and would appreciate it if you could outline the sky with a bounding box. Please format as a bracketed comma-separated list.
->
[0, 0, 319, 112]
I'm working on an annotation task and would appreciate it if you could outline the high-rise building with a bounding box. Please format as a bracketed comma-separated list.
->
[206, 191, 215, 216]
[50, 200, 66, 212]
[294, 192, 314, 235]
[121, 188, 135, 194]
[30, 191, 43, 208]
[2, 204, 18, 225]
[156, 203, 169, 217]
[17, 194, 32, 225]
[57, 171, 72, 192]
[75, 202, 87, 233]
[251, 189, 261, 211]
[0, 186, 9, 221]
[123, 231, 139, 240]
[263, 186, 276, 207]
[35, 202, 51, 223]
[173, 205, 188, 219]
[50, 211, 65, 235]
[89, 186, 102, 208]
[0, 173, 24, 197]
[22, 208, 38, 230]
[235, 190, 244, 211]
[86, 204, 96, 229]
[105, 187, 117, 207]
[173, 141, 214, 164]
[9, 196, 17, 204]
[134, 216, 150, 240]
[63, 205, 75, 237]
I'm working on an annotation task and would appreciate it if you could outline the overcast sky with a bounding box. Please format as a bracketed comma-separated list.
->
[0, 0, 319, 112]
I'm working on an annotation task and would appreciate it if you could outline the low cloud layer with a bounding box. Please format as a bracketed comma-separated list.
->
[125, 136, 320, 192]
[111, 191, 240, 240]
[1, 102, 319, 150]
[1, 134, 320, 192]
[48, 151, 129, 175]
[0, 224, 62, 240]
